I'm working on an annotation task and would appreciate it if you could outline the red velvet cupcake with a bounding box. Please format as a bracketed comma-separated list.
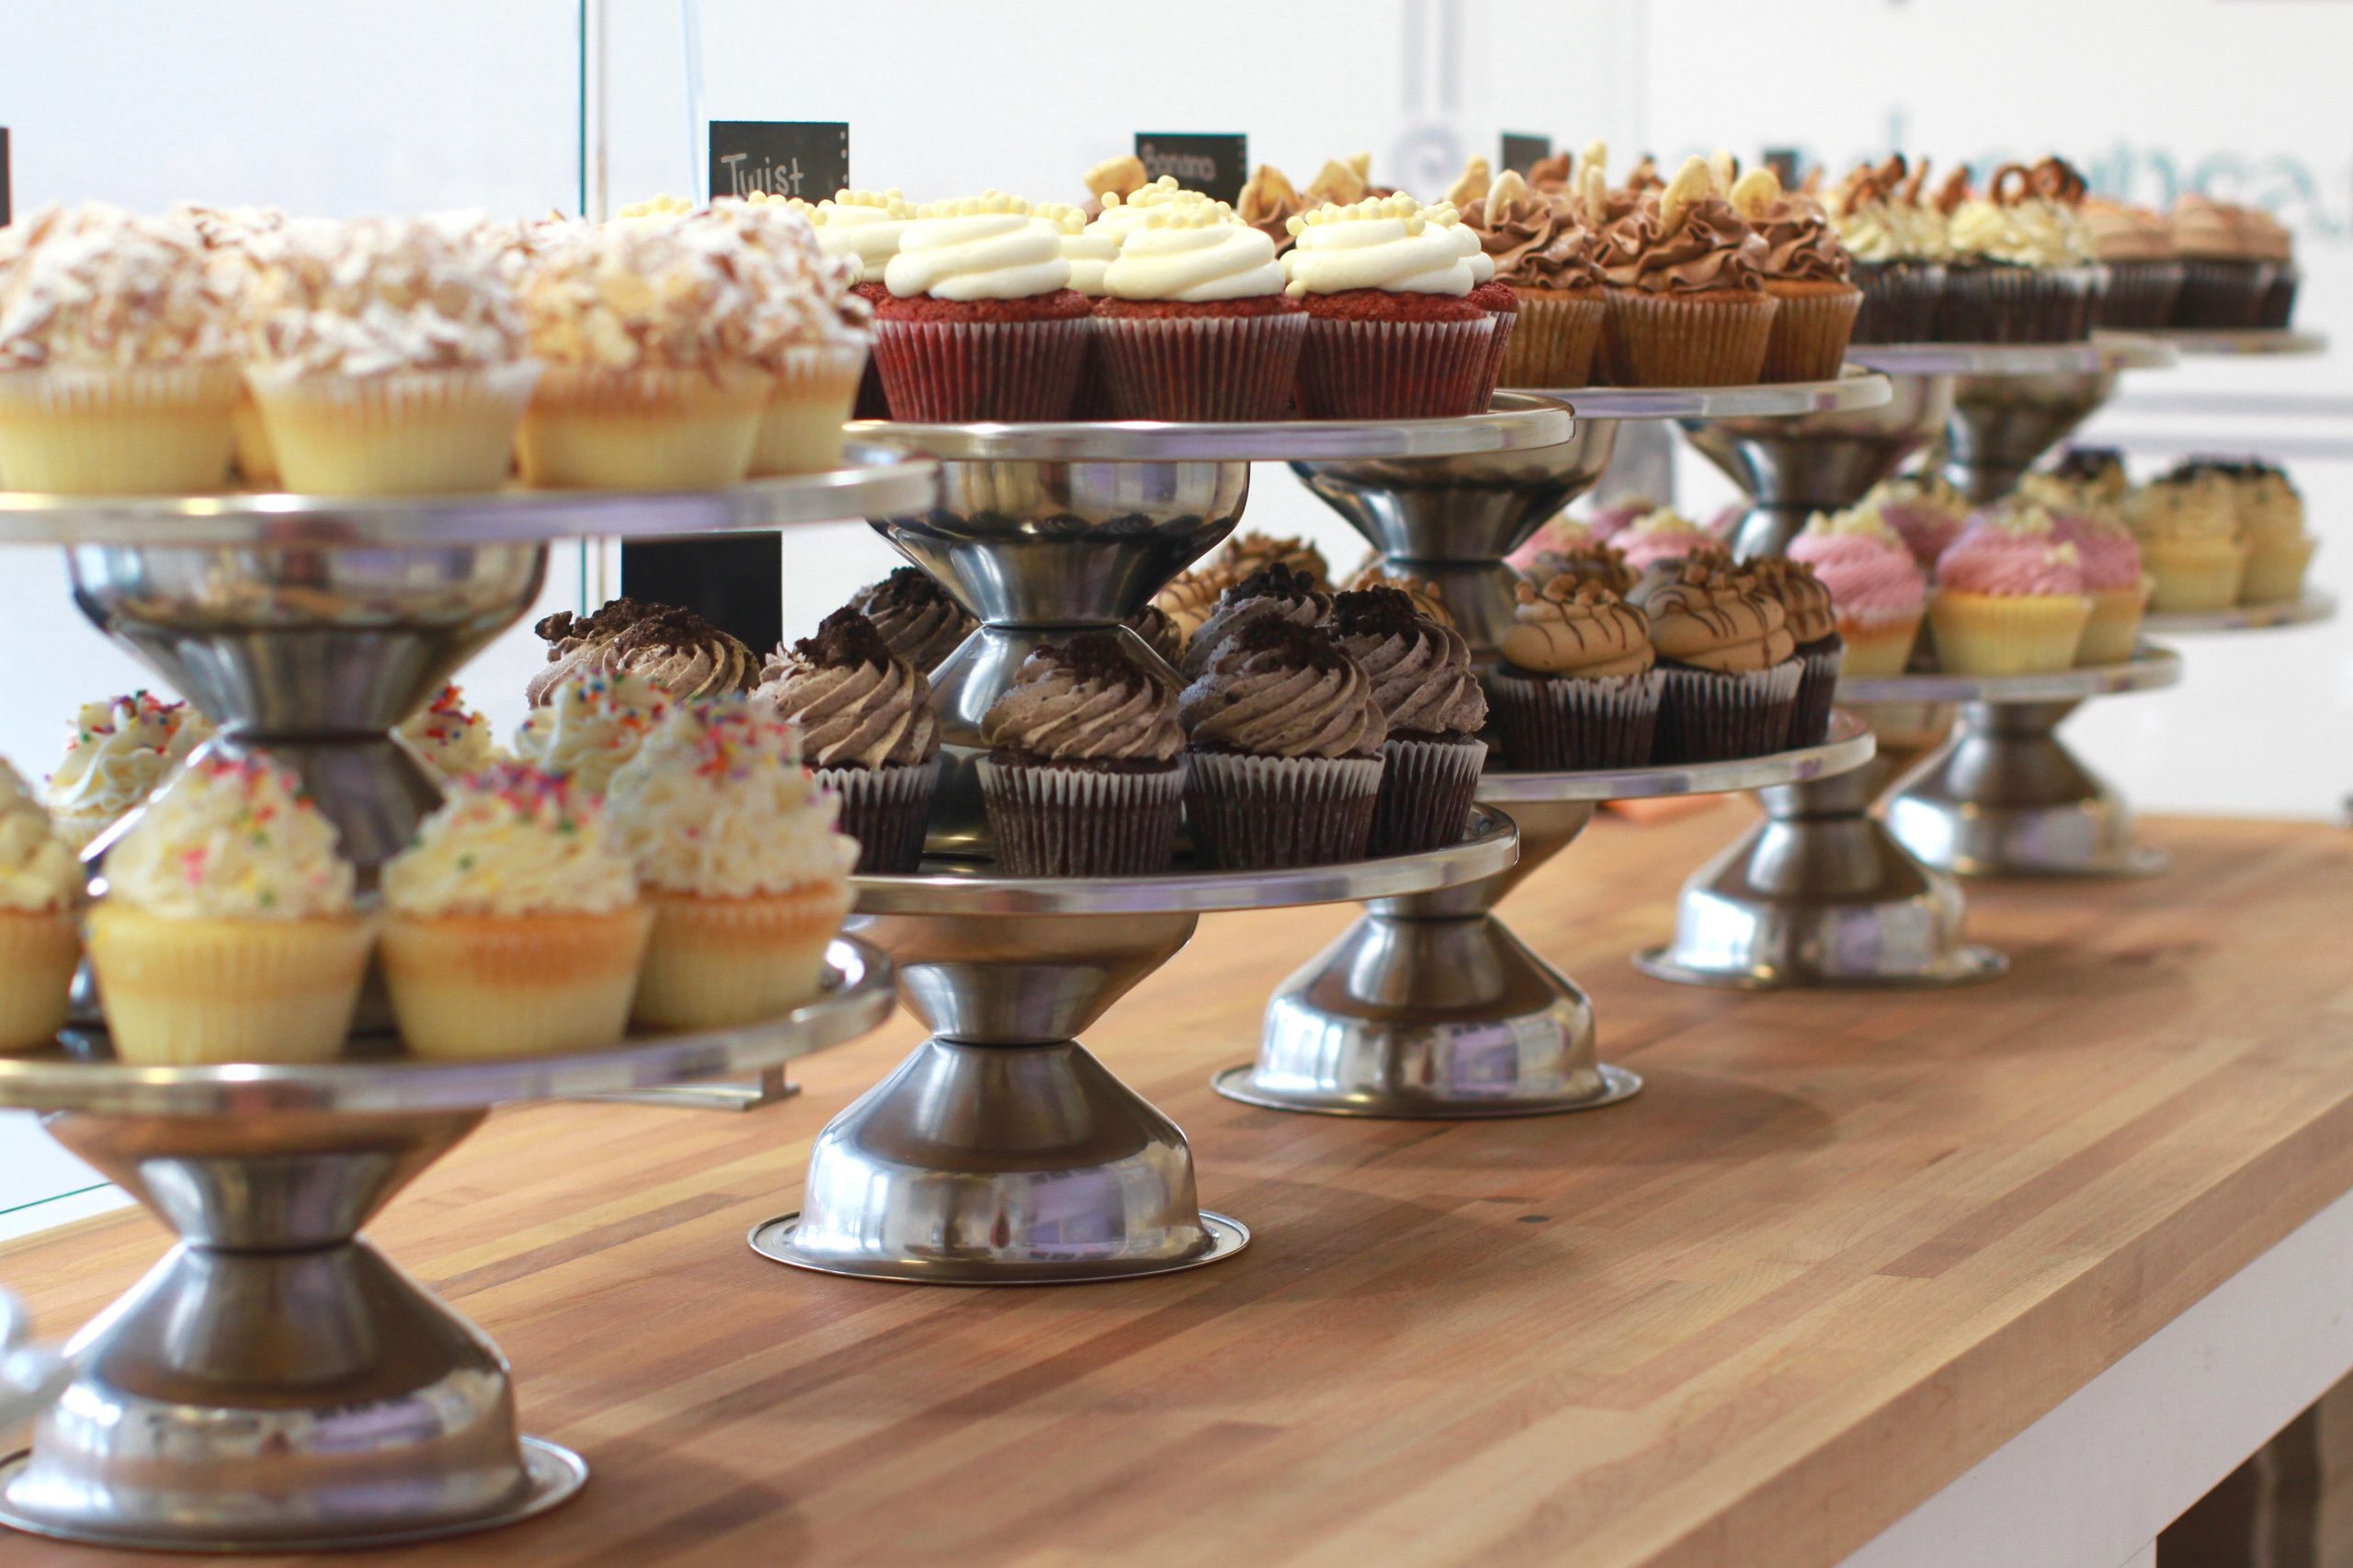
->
[871, 195, 1093, 422]
[1282, 195, 1496, 418]
[1094, 207, 1305, 421]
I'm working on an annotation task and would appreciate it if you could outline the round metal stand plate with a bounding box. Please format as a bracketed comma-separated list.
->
[1209, 1062, 1643, 1119]
[2144, 591, 2336, 634]
[0, 1437, 585, 1553]
[1631, 944, 2008, 992]
[748, 1212, 1251, 1286]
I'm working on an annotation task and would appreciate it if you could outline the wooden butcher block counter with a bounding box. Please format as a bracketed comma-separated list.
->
[6, 806, 2351, 1568]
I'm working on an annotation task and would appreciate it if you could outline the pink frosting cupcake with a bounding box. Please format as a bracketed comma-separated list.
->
[1506, 514, 1599, 576]
[1789, 502, 1927, 676]
[1586, 494, 1658, 542]
[1928, 503, 2091, 675]
[2042, 505, 2150, 665]
[1866, 472, 1972, 572]
[1614, 507, 1718, 570]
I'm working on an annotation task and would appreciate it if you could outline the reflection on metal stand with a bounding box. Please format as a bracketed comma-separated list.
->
[592, 1063, 798, 1109]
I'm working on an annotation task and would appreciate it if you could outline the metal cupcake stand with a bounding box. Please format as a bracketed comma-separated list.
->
[745, 408, 1557, 1284]
[1635, 336, 2188, 989]
[0, 462, 926, 1551]
[1185, 375, 1887, 1119]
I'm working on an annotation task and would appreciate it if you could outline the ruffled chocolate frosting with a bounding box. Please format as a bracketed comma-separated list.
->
[1641, 563, 1796, 674]
[1182, 562, 1333, 678]
[1325, 587, 1487, 740]
[1746, 559, 1838, 645]
[1179, 619, 1386, 760]
[1748, 194, 1852, 283]
[1466, 170, 1604, 291]
[1599, 198, 1768, 295]
[528, 597, 757, 706]
[846, 567, 976, 672]
[981, 633, 1182, 765]
[753, 608, 938, 770]
[1499, 578, 1655, 678]
[1127, 603, 1187, 666]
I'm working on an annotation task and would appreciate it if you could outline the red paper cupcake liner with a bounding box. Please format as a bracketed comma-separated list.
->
[1294, 316, 1497, 419]
[1096, 312, 1308, 422]
[871, 316, 1092, 422]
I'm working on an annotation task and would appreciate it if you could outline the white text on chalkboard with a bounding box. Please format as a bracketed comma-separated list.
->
[719, 153, 808, 199]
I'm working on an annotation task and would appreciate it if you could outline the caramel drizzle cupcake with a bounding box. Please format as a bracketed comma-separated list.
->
[1500, 577, 1655, 678]
[1643, 562, 1795, 673]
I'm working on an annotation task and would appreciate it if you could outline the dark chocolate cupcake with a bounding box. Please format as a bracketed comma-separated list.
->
[1745, 558, 1843, 745]
[1181, 562, 1334, 679]
[2170, 195, 2274, 329]
[847, 566, 976, 673]
[1485, 577, 1662, 770]
[1641, 562, 1801, 762]
[527, 597, 759, 707]
[751, 608, 940, 873]
[1935, 161, 2105, 344]
[1826, 155, 1946, 345]
[1178, 619, 1387, 869]
[976, 634, 1183, 876]
[1326, 587, 1488, 854]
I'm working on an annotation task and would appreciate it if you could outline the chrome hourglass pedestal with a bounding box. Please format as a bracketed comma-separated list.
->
[1893, 335, 2178, 504]
[0, 467, 924, 1551]
[752, 812, 1517, 1284]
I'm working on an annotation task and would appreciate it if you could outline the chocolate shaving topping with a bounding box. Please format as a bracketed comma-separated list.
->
[1029, 631, 1153, 692]
[791, 606, 898, 672]
[854, 566, 959, 614]
[1229, 615, 1348, 672]
[1228, 561, 1318, 604]
[1326, 585, 1426, 641]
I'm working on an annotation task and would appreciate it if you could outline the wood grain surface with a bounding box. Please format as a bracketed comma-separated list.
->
[6, 805, 2352, 1568]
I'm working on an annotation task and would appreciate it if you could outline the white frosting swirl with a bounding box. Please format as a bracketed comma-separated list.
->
[1950, 199, 2078, 268]
[0, 761, 82, 913]
[510, 668, 672, 796]
[398, 685, 498, 779]
[605, 699, 858, 897]
[46, 693, 210, 846]
[798, 189, 916, 270]
[105, 754, 355, 920]
[883, 198, 1071, 301]
[1427, 203, 1496, 284]
[1282, 198, 1476, 297]
[1106, 214, 1284, 301]
[382, 764, 636, 919]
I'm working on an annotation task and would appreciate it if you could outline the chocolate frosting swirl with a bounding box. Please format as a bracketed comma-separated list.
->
[1180, 619, 1386, 759]
[529, 597, 757, 706]
[1641, 563, 1796, 674]
[1746, 558, 1838, 644]
[1465, 171, 1604, 290]
[1346, 564, 1457, 627]
[1182, 563, 1333, 678]
[753, 608, 939, 769]
[1755, 198, 1852, 283]
[1599, 198, 1768, 295]
[1127, 603, 1187, 666]
[846, 567, 976, 672]
[981, 634, 1182, 764]
[1499, 578, 1655, 678]
[1325, 587, 1487, 739]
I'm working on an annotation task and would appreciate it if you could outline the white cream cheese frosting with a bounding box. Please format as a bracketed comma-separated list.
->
[1105, 208, 1285, 301]
[381, 762, 636, 918]
[104, 753, 355, 920]
[510, 668, 672, 795]
[883, 194, 1071, 301]
[1282, 195, 1477, 297]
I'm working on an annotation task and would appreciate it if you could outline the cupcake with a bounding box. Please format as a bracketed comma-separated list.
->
[1218, 529, 1331, 585]
[1788, 503, 1927, 676]
[1586, 494, 1657, 543]
[380, 764, 648, 1057]
[1127, 602, 1188, 667]
[796, 188, 917, 419]
[1096, 202, 1307, 421]
[1642, 562, 1802, 762]
[1039, 202, 1117, 416]
[2246, 210, 2300, 328]
[703, 200, 870, 476]
[0, 204, 244, 493]
[1325, 587, 1487, 852]
[1624, 543, 1736, 612]
[1506, 514, 1600, 577]
[1182, 562, 1333, 679]
[242, 214, 539, 494]
[1345, 564, 1457, 627]
[752, 608, 940, 873]
[1730, 167, 1861, 382]
[847, 566, 976, 671]
[515, 209, 792, 487]
[2084, 199, 2184, 330]
[976, 634, 1185, 876]
[2170, 196, 2276, 329]
[397, 684, 497, 780]
[1825, 156, 1949, 344]
[511, 667, 674, 796]
[605, 698, 856, 1027]
[2035, 501, 2150, 664]
[89, 754, 370, 1065]
[1614, 506, 1720, 572]
[0, 761, 85, 1051]
[2231, 461, 2317, 604]
[1150, 563, 1240, 647]
[1864, 471, 1973, 571]
[1236, 165, 1310, 255]
[2046, 447, 2131, 509]
[173, 202, 290, 485]
[1594, 157, 1779, 386]
[1487, 577, 1661, 769]
[1179, 619, 1387, 869]
[2123, 473, 2247, 612]
[45, 692, 210, 854]
[1937, 160, 2104, 343]
[1928, 505, 2093, 674]
[525, 597, 759, 706]
[1280, 194, 1495, 418]
[872, 193, 1093, 422]
[1461, 169, 1606, 387]
[1430, 197, 1518, 395]
[1745, 559, 1844, 744]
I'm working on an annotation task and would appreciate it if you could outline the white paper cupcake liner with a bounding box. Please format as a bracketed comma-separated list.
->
[816, 758, 938, 874]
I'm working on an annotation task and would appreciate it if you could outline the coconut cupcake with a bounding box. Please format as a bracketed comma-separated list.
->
[752, 608, 939, 873]
[1097, 202, 1306, 421]
[46, 692, 210, 854]
[874, 193, 1092, 422]
[1643, 562, 1801, 762]
[90, 754, 369, 1064]
[977, 634, 1186, 876]
[1281, 194, 1494, 418]
[1461, 169, 1605, 387]
[1180, 619, 1387, 869]
[1325, 587, 1487, 853]
[1730, 167, 1860, 383]
[1929, 505, 2093, 674]
[1863, 471, 1973, 572]
[1182, 562, 1334, 678]
[0, 204, 244, 493]
[1788, 503, 1927, 676]
[605, 698, 855, 1027]
[243, 213, 537, 494]
[1594, 157, 1778, 386]
[1614, 507, 1721, 572]
[1745, 559, 1843, 744]
[847, 566, 977, 672]
[172, 202, 291, 485]
[797, 188, 916, 419]
[511, 667, 673, 796]
[2123, 473, 2247, 612]
[398, 684, 497, 780]
[0, 761, 85, 1051]
[1487, 577, 1661, 769]
[526, 597, 758, 706]
[700, 199, 870, 475]
[380, 763, 647, 1057]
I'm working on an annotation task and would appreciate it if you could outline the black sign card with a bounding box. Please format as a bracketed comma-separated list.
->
[1, 130, 12, 228]
[707, 120, 849, 203]
[1763, 147, 1802, 188]
[1499, 132, 1552, 178]
[1133, 132, 1247, 206]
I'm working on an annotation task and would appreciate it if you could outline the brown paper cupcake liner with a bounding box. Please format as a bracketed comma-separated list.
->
[1367, 735, 1487, 856]
[1601, 290, 1779, 387]
[871, 315, 1092, 422]
[1484, 668, 1663, 770]
[1849, 261, 1945, 345]
[1182, 751, 1384, 869]
[977, 758, 1184, 876]
[1295, 316, 1497, 419]
[1760, 284, 1863, 383]
[1935, 264, 2104, 343]
[1498, 290, 1606, 388]
[1789, 635, 1846, 747]
[817, 758, 938, 874]
[2171, 258, 2271, 330]
[1096, 312, 1308, 422]
[2097, 260, 2186, 332]
[1653, 663, 1802, 764]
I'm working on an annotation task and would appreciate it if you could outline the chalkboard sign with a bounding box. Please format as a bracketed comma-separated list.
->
[1500, 132, 1552, 178]
[1132, 132, 1247, 206]
[1764, 148, 1802, 187]
[707, 120, 849, 203]
[1, 130, 12, 228]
